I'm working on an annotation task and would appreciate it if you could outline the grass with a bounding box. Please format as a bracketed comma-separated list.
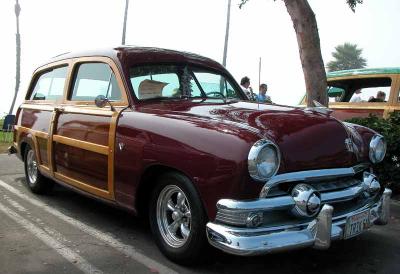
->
[0, 119, 13, 153]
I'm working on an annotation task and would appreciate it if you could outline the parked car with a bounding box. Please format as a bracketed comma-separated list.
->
[300, 67, 400, 120]
[10, 47, 391, 264]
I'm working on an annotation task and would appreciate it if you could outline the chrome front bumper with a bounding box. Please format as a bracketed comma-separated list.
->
[206, 188, 392, 256]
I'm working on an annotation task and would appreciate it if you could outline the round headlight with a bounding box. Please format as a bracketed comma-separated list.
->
[369, 135, 386, 163]
[248, 139, 280, 181]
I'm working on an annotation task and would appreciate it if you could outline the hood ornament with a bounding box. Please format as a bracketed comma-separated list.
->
[305, 100, 333, 116]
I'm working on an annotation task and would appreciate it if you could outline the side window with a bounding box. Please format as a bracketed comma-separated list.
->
[328, 77, 391, 103]
[351, 87, 390, 102]
[30, 66, 67, 100]
[70, 63, 122, 101]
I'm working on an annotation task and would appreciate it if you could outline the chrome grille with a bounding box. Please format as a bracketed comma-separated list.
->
[216, 209, 248, 226]
[215, 164, 379, 228]
[310, 178, 360, 192]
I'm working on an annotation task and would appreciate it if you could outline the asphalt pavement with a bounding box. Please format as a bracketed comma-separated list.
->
[0, 154, 399, 274]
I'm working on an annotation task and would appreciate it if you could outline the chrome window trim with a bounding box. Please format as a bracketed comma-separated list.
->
[259, 163, 370, 198]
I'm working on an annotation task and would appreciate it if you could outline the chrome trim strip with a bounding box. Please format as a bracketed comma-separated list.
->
[259, 163, 370, 198]
[217, 196, 295, 211]
[320, 184, 365, 203]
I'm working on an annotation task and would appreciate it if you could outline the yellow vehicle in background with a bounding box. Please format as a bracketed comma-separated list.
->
[300, 68, 400, 120]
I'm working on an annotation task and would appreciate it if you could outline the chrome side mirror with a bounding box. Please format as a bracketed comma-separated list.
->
[95, 95, 107, 108]
[95, 95, 115, 111]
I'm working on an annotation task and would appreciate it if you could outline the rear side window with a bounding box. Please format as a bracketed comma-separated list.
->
[30, 66, 67, 100]
[70, 63, 122, 101]
[328, 77, 391, 103]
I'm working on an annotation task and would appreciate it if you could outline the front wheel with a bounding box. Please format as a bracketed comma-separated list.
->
[24, 145, 53, 194]
[149, 172, 208, 264]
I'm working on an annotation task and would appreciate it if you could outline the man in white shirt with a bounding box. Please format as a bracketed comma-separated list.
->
[350, 89, 363, 103]
[240, 76, 255, 100]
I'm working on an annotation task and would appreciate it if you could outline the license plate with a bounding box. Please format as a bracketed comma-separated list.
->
[344, 210, 370, 239]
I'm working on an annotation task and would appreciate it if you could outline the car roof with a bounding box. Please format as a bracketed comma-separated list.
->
[43, 46, 225, 72]
[327, 67, 400, 78]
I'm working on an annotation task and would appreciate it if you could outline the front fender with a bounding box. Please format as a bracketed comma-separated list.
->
[114, 110, 263, 219]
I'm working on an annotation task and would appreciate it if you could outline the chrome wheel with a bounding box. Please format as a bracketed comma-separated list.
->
[26, 149, 38, 185]
[156, 185, 192, 248]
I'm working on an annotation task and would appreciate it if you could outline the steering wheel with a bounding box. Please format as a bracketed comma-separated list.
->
[206, 91, 225, 98]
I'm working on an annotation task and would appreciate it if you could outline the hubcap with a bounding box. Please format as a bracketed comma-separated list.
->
[156, 185, 192, 248]
[26, 149, 38, 185]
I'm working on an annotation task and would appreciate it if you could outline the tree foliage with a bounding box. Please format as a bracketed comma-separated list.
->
[346, 112, 400, 193]
[346, 0, 363, 12]
[327, 43, 367, 72]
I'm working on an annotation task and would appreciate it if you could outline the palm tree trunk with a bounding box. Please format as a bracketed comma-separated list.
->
[283, 0, 327, 107]
[9, 0, 21, 115]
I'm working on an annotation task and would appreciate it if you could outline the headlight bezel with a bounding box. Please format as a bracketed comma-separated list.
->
[248, 139, 281, 181]
[369, 134, 386, 163]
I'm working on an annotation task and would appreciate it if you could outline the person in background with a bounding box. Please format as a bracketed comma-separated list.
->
[240, 76, 255, 100]
[350, 89, 363, 103]
[257, 83, 272, 103]
[377, 91, 387, 102]
[368, 91, 386, 102]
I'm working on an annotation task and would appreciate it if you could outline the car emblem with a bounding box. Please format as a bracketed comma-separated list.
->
[345, 138, 354, 153]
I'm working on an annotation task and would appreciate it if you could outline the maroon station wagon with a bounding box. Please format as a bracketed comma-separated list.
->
[10, 47, 391, 264]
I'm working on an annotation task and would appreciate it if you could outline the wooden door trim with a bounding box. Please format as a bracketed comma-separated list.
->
[52, 135, 109, 155]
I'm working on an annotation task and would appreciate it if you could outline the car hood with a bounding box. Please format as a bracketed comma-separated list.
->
[137, 100, 356, 173]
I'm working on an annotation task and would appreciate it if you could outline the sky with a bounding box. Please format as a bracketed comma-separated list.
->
[0, 0, 399, 116]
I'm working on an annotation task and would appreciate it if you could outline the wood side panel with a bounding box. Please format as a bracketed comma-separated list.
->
[53, 135, 108, 155]
[20, 109, 52, 133]
[15, 126, 49, 167]
[331, 108, 384, 121]
[54, 143, 108, 190]
[37, 137, 49, 165]
[56, 113, 110, 146]
[54, 172, 110, 199]
[107, 111, 120, 199]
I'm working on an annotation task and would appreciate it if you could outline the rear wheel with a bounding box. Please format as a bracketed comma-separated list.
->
[149, 172, 208, 264]
[24, 145, 53, 194]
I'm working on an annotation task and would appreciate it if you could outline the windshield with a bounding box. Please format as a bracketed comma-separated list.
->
[129, 65, 242, 100]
